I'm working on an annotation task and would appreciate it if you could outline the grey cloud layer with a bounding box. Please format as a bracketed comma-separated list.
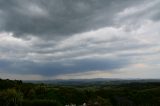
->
[0, 0, 141, 38]
[0, 0, 160, 79]
[0, 58, 129, 76]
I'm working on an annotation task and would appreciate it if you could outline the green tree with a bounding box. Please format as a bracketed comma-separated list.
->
[0, 89, 23, 106]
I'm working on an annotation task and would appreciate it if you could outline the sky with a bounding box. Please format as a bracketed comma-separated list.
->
[0, 0, 160, 80]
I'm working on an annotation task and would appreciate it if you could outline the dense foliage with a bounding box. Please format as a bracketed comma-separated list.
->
[0, 79, 159, 106]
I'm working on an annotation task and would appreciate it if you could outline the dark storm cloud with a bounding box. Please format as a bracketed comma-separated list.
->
[0, 60, 11, 69]
[0, 58, 129, 76]
[1, 0, 160, 79]
[0, 0, 141, 38]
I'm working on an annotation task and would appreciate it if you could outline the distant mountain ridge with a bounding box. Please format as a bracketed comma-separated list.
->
[23, 78, 160, 85]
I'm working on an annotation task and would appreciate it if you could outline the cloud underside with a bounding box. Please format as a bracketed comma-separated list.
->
[0, 0, 142, 38]
[0, 0, 160, 79]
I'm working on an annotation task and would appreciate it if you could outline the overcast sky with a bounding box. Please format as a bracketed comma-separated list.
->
[0, 0, 160, 80]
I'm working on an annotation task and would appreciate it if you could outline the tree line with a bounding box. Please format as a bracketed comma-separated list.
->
[0, 78, 160, 106]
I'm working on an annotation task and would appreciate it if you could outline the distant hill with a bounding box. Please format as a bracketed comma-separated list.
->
[23, 78, 160, 85]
